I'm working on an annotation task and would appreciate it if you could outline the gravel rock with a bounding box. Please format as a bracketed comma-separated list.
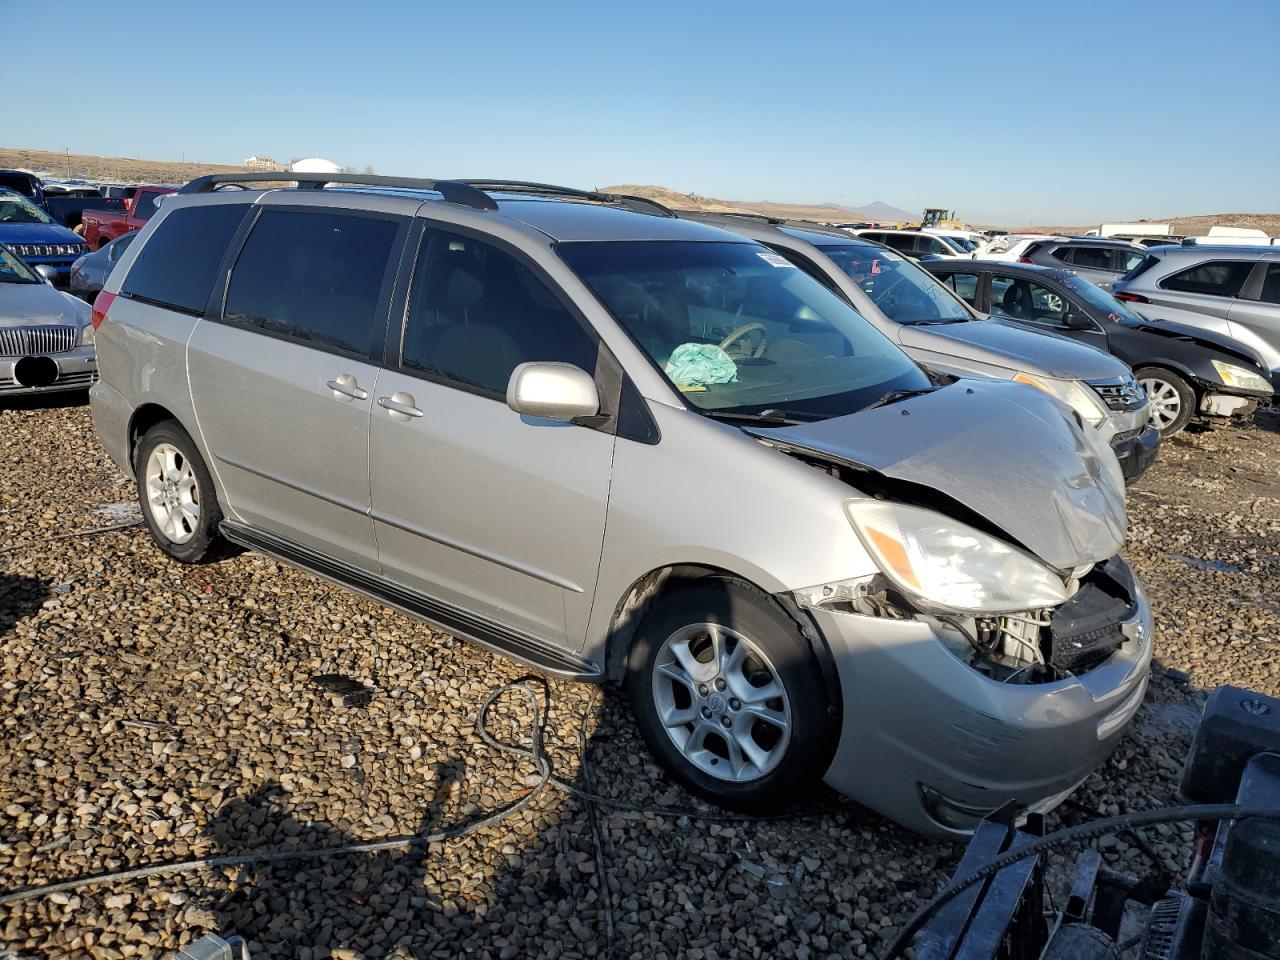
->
[1, 399, 1277, 958]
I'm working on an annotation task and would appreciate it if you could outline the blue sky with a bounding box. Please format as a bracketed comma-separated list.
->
[7, 0, 1278, 224]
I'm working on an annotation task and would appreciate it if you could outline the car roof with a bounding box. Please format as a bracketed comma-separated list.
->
[1147, 243, 1278, 258]
[1035, 236, 1143, 248]
[948, 259, 1077, 281]
[492, 196, 734, 243]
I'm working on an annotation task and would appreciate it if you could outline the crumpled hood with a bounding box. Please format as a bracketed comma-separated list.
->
[749, 381, 1127, 571]
[901, 318, 1123, 380]
[0, 283, 91, 327]
[0, 221, 83, 245]
[1136, 317, 1270, 370]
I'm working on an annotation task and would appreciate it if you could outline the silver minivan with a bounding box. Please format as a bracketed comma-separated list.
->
[90, 174, 1152, 835]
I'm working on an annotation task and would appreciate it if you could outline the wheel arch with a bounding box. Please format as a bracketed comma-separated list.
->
[1135, 361, 1201, 397]
[127, 403, 191, 469]
[602, 563, 843, 726]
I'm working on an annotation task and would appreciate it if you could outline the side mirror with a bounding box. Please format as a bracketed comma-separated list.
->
[34, 265, 58, 284]
[506, 362, 599, 422]
[1064, 313, 1092, 330]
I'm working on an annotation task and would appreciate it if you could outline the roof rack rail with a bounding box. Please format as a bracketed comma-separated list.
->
[179, 173, 498, 211]
[691, 209, 786, 225]
[458, 180, 675, 218]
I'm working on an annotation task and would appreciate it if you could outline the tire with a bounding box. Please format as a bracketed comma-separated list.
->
[134, 420, 231, 563]
[1135, 366, 1195, 437]
[625, 578, 837, 811]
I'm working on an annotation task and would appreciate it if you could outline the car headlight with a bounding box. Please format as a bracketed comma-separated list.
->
[846, 500, 1069, 614]
[1211, 359, 1271, 393]
[1013, 372, 1109, 425]
[80, 324, 95, 346]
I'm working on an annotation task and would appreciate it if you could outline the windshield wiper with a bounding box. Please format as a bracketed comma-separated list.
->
[701, 408, 809, 426]
[908, 317, 968, 326]
[863, 387, 937, 410]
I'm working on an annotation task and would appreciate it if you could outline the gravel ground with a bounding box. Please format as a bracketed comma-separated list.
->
[1, 397, 1277, 960]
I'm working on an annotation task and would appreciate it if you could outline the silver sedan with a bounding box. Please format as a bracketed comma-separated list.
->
[0, 244, 97, 396]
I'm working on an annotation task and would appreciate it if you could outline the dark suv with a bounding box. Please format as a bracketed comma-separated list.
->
[1019, 238, 1149, 291]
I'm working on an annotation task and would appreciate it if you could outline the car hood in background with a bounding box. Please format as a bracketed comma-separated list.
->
[0, 221, 84, 245]
[749, 381, 1127, 571]
[0, 283, 91, 326]
[900, 318, 1122, 380]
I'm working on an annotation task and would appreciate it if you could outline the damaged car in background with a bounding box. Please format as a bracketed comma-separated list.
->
[91, 174, 1152, 837]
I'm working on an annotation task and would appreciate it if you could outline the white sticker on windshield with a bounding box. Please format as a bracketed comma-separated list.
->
[756, 251, 795, 268]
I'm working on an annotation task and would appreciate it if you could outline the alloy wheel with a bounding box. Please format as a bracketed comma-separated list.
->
[1140, 376, 1182, 431]
[651, 622, 792, 783]
[144, 443, 201, 544]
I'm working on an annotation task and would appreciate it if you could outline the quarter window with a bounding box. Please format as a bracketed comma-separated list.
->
[224, 209, 399, 355]
[1161, 260, 1253, 298]
[401, 229, 597, 396]
[133, 192, 165, 223]
[942, 272, 980, 306]
[121, 203, 248, 314]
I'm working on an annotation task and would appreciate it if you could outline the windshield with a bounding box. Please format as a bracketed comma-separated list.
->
[0, 191, 54, 225]
[557, 240, 929, 420]
[1061, 274, 1144, 326]
[938, 235, 973, 253]
[816, 243, 972, 325]
[0, 246, 40, 283]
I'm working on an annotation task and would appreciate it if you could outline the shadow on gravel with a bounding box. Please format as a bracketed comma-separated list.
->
[0, 390, 90, 412]
[0, 572, 50, 637]
[202, 765, 467, 959]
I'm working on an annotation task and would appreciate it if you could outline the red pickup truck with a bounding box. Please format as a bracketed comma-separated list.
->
[81, 186, 177, 249]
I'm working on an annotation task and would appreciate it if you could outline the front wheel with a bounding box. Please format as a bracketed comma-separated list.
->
[135, 420, 231, 563]
[625, 579, 837, 811]
[1136, 366, 1195, 437]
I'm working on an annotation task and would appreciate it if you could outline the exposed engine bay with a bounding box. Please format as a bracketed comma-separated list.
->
[779, 443, 1140, 684]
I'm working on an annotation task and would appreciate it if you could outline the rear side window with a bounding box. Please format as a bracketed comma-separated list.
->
[1161, 260, 1254, 298]
[1258, 263, 1280, 305]
[1060, 246, 1114, 270]
[121, 203, 248, 314]
[1116, 249, 1148, 273]
[401, 228, 597, 396]
[883, 234, 916, 254]
[225, 209, 399, 357]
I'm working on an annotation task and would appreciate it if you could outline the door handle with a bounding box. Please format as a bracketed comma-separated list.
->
[327, 374, 368, 401]
[378, 392, 424, 420]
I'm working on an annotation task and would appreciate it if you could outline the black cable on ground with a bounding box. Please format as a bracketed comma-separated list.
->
[0, 679, 553, 907]
[0, 519, 142, 555]
[880, 804, 1280, 960]
[576, 689, 617, 959]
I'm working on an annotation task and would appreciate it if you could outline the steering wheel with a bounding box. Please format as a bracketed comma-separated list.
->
[719, 322, 769, 359]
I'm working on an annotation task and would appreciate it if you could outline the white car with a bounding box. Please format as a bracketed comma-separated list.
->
[980, 234, 1067, 262]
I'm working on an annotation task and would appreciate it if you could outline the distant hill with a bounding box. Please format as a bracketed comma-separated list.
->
[1015, 213, 1280, 238]
[0, 146, 249, 185]
[603, 184, 914, 224]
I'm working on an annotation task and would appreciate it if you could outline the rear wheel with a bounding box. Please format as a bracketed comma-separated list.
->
[134, 421, 230, 563]
[1136, 366, 1195, 437]
[625, 579, 836, 811]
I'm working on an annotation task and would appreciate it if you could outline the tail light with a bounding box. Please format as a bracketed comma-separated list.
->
[91, 290, 116, 330]
[1114, 291, 1149, 304]
[1017, 256, 1034, 264]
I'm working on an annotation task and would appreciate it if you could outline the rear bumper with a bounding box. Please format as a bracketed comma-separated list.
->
[1112, 424, 1161, 484]
[812, 558, 1153, 837]
[0, 347, 98, 396]
[88, 378, 134, 475]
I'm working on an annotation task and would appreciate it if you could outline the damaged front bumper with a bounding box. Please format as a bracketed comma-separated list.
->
[1111, 424, 1160, 484]
[1195, 382, 1270, 419]
[805, 557, 1153, 837]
